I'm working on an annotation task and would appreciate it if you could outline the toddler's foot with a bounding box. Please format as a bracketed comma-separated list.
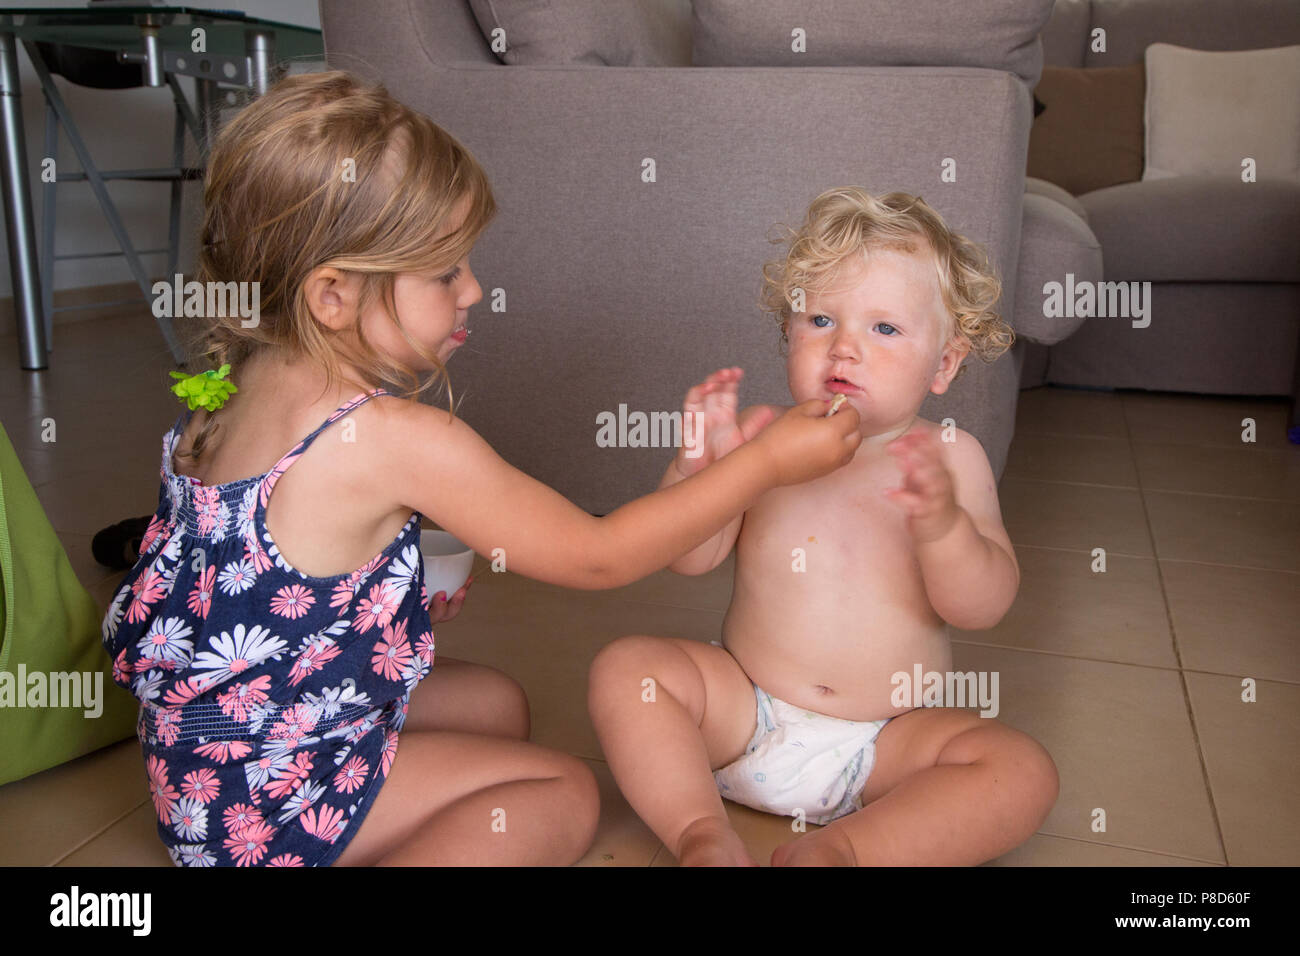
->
[770, 825, 857, 867]
[676, 816, 759, 867]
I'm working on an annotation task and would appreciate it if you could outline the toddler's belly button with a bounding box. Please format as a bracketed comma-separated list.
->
[813, 684, 833, 695]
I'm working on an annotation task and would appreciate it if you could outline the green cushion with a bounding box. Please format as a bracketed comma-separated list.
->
[0, 422, 139, 785]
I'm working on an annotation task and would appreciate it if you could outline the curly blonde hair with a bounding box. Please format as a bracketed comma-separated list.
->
[176, 69, 496, 463]
[759, 187, 1012, 363]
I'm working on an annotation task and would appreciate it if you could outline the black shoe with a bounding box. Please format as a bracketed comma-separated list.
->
[91, 515, 153, 570]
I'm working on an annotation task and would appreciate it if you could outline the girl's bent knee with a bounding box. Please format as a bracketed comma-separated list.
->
[554, 755, 600, 858]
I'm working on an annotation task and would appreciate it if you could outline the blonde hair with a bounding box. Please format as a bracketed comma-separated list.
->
[176, 69, 496, 463]
[759, 187, 1011, 363]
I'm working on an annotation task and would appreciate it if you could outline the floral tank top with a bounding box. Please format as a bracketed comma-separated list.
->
[101, 388, 433, 866]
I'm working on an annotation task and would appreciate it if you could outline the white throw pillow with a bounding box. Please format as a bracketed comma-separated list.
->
[1143, 43, 1300, 181]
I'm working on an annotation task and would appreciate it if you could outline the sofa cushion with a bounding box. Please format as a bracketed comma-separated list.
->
[1078, 177, 1300, 282]
[1028, 64, 1145, 194]
[1086, 0, 1300, 66]
[692, 0, 1055, 87]
[1014, 192, 1103, 344]
[468, 0, 692, 66]
[1144, 43, 1300, 181]
[1040, 0, 1091, 68]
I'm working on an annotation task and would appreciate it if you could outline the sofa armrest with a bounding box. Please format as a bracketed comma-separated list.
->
[1015, 192, 1103, 345]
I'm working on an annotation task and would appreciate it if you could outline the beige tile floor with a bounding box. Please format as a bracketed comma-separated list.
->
[1, 312, 1297, 866]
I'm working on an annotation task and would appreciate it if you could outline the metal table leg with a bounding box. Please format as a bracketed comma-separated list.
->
[0, 16, 48, 370]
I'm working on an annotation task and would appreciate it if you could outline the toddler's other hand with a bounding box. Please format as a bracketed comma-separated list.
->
[675, 367, 774, 478]
[753, 398, 861, 486]
[884, 432, 960, 542]
[429, 577, 472, 624]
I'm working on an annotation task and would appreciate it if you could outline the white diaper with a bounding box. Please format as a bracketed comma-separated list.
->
[713, 680, 891, 826]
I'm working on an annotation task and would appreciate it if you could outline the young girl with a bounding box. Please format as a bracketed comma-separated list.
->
[101, 70, 861, 867]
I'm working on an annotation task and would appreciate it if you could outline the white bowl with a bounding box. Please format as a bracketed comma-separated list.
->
[420, 530, 474, 601]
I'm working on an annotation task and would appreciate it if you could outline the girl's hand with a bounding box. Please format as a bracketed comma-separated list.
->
[751, 399, 862, 485]
[884, 432, 961, 542]
[429, 577, 472, 624]
[675, 368, 775, 478]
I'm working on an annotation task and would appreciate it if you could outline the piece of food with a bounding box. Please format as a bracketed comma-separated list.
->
[826, 393, 848, 417]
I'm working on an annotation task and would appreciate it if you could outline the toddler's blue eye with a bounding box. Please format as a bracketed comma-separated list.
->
[811, 314, 832, 328]
[876, 322, 898, 335]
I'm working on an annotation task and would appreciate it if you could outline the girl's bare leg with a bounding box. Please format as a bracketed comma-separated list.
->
[772, 708, 1059, 866]
[334, 730, 599, 866]
[587, 635, 760, 865]
[402, 656, 531, 740]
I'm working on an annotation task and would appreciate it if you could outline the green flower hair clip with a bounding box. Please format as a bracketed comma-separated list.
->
[169, 363, 238, 412]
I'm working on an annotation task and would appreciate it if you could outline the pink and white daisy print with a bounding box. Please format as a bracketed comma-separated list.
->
[216, 674, 271, 723]
[298, 803, 346, 844]
[269, 583, 315, 619]
[137, 615, 194, 670]
[187, 564, 216, 619]
[193, 740, 253, 764]
[191, 624, 287, 688]
[170, 796, 209, 842]
[225, 819, 276, 866]
[333, 755, 369, 795]
[371, 618, 413, 683]
[147, 755, 179, 823]
[354, 580, 402, 633]
[124, 564, 169, 624]
[217, 556, 257, 596]
[180, 767, 221, 804]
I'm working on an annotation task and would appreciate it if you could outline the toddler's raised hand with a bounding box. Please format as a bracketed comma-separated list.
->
[884, 432, 961, 542]
[675, 368, 775, 478]
[751, 398, 862, 485]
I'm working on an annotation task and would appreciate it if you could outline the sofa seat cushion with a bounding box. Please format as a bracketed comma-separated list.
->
[1014, 191, 1103, 344]
[1079, 177, 1300, 282]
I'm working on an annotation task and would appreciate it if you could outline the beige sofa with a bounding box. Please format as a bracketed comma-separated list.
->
[319, 0, 1099, 506]
[1021, 0, 1300, 399]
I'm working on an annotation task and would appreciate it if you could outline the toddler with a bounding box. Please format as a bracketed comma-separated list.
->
[101, 72, 862, 867]
[588, 187, 1059, 866]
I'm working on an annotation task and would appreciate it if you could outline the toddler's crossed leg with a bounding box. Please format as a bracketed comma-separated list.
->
[775, 706, 1059, 866]
[588, 635, 1058, 866]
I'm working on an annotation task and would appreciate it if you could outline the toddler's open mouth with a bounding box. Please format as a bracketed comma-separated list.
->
[451, 324, 469, 343]
[826, 375, 861, 394]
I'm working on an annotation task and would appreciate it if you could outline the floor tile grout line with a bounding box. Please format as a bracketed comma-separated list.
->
[1002, 474, 1296, 505]
[1155, 556, 1300, 577]
[1011, 542, 1299, 577]
[1121, 392, 1231, 867]
[1032, 828, 1226, 865]
[1017, 428, 1295, 453]
[48, 797, 151, 867]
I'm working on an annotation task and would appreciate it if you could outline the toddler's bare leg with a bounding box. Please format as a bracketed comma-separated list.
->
[773, 708, 1059, 866]
[588, 636, 758, 865]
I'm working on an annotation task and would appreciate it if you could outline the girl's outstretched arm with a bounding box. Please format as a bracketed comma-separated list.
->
[382, 397, 860, 590]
